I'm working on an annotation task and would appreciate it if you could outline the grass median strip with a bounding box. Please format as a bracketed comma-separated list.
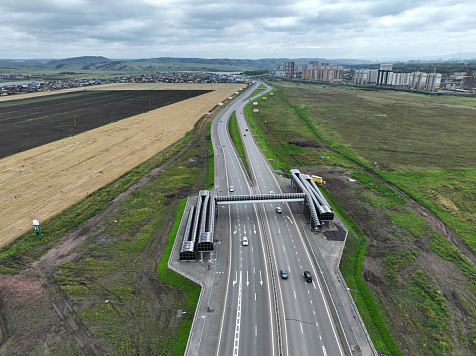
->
[228, 111, 252, 181]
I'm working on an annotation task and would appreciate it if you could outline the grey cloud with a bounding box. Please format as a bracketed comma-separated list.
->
[0, 0, 475, 59]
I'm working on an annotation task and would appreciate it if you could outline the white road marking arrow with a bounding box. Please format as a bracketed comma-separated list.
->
[254, 225, 256, 234]
[246, 271, 249, 286]
[260, 270, 263, 286]
[234, 226, 237, 235]
[233, 271, 237, 286]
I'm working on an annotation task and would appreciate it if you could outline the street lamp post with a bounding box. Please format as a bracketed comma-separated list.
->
[348, 288, 358, 330]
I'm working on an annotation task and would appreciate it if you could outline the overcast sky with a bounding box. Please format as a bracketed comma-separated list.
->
[1, 0, 475, 60]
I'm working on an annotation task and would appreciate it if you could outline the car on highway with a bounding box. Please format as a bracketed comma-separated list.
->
[303, 271, 312, 283]
[280, 269, 288, 279]
[242, 237, 248, 246]
[246, 128, 248, 131]
[269, 191, 274, 194]
[243, 134, 246, 136]
[229, 186, 234, 192]
[276, 207, 282, 214]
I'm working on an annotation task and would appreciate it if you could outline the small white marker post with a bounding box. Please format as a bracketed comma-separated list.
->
[33, 220, 41, 236]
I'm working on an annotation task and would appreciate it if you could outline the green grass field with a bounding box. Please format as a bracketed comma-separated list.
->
[278, 82, 476, 256]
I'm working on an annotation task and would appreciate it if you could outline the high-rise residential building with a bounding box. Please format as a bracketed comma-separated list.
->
[461, 74, 476, 90]
[380, 63, 393, 71]
[285, 62, 295, 78]
[304, 65, 343, 82]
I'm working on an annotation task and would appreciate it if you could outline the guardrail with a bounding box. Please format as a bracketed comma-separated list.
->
[332, 216, 379, 356]
[336, 268, 379, 356]
[300, 224, 353, 356]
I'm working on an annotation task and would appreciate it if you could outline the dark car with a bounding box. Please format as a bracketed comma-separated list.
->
[280, 269, 288, 279]
[303, 271, 312, 283]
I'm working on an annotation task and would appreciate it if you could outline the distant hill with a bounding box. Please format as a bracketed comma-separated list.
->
[46, 56, 111, 65]
[139, 57, 374, 69]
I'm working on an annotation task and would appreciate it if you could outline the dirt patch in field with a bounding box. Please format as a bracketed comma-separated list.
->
[0, 83, 244, 248]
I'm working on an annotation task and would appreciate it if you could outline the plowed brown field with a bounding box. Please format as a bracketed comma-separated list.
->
[0, 83, 245, 247]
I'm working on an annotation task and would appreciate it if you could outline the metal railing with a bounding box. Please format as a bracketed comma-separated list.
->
[336, 268, 379, 356]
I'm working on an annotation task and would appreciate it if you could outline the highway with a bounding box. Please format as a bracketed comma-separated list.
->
[215, 82, 345, 355]
[215, 84, 276, 356]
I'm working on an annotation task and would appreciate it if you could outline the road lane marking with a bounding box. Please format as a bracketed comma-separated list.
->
[300, 323, 303, 333]
[233, 271, 237, 286]
[322, 346, 327, 356]
[312, 281, 317, 290]
[260, 270, 263, 286]
[255, 293, 256, 301]
[283, 245, 285, 252]
[310, 299, 313, 304]
[313, 311, 315, 315]
[254, 267, 255, 274]
[246, 271, 249, 286]
[319, 333, 321, 338]
[233, 271, 242, 356]
[294, 290, 297, 299]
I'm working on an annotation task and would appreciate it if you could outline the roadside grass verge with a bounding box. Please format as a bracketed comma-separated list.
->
[205, 121, 214, 190]
[243, 86, 354, 174]
[319, 186, 402, 355]
[157, 198, 201, 356]
[228, 111, 252, 180]
[0, 131, 192, 264]
[51, 159, 201, 355]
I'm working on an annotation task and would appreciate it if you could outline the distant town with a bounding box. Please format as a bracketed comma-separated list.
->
[269, 61, 476, 93]
[0, 71, 249, 96]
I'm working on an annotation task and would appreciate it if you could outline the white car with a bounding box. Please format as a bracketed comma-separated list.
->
[269, 191, 274, 194]
[242, 237, 248, 246]
[276, 207, 282, 214]
[229, 186, 234, 192]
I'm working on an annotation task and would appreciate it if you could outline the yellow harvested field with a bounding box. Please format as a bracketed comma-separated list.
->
[0, 83, 245, 248]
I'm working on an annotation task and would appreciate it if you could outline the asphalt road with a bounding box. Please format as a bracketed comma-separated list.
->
[215, 84, 276, 356]
[216, 82, 345, 356]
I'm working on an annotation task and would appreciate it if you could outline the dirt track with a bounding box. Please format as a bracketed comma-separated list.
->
[0, 83, 245, 248]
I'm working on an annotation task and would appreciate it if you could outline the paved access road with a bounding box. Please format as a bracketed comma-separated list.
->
[216, 82, 345, 356]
